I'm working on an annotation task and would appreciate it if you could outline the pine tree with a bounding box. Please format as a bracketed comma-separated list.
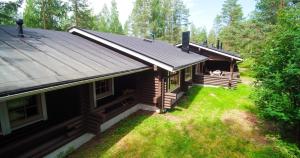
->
[68, 0, 96, 30]
[128, 0, 189, 43]
[0, 0, 22, 25]
[97, 4, 110, 32]
[190, 24, 207, 44]
[207, 29, 217, 46]
[216, 0, 243, 52]
[24, 0, 68, 30]
[109, 0, 123, 34]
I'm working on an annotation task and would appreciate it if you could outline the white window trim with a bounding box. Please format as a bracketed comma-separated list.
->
[93, 78, 115, 107]
[185, 67, 192, 81]
[168, 71, 181, 92]
[0, 93, 47, 135]
[195, 63, 201, 75]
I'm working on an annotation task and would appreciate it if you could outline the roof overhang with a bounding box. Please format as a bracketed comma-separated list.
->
[0, 67, 150, 102]
[176, 43, 243, 61]
[69, 28, 176, 72]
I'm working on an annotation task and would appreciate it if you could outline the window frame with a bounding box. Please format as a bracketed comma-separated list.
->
[0, 93, 47, 135]
[168, 71, 181, 92]
[185, 66, 192, 81]
[93, 78, 114, 107]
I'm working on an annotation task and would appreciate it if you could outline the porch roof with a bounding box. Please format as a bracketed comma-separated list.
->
[0, 26, 149, 98]
[69, 28, 208, 72]
[176, 43, 243, 61]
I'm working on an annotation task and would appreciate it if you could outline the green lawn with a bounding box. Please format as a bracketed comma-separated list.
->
[69, 84, 298, 158]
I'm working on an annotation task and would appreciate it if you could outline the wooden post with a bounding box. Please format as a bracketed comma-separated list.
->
[202, 61, 205, 74]
[161, 78, 165, 112]
[229, 58, 234, 88]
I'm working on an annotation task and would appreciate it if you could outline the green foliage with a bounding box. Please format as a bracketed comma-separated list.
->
[129, 0, 189, 43]
[216, 0, 244, 54]
[24, 0, 68, 30]
[109, 0, 123, 34]
[253, 6, 300, 139]
[207, 29, 217, 46]
[190, 23, 207, 44]
[97, 4, 110, 33]
[218, 0, 243, 26]
[96, 0, 123, 34]
[0, 0, 22, 25]
[68, 0, 97, 30]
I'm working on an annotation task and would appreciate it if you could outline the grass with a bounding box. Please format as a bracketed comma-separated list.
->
[69, 84, 299, 158]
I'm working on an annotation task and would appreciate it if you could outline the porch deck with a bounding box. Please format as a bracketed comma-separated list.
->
[194, 72, 240, 88]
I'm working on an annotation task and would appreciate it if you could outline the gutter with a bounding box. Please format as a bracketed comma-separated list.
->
[0, 67, 151, 102]
[172, 57, 209, 72]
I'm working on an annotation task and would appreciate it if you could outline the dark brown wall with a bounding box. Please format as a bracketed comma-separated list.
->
[0, 84, 88, 157]
[46, 85, 83, 124]
[204, 60, 238, 72]
[96, 73, 137, 106]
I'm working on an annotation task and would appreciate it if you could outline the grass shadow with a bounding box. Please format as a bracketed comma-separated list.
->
[68, 110, 154, 158]
[170, 86, 204, 112]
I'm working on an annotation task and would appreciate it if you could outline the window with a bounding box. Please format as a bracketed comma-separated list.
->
[195, 63, 203, 75]
[168, 71, 180, 92]
[7, 96, 43, 129]
[95, 78, 114, 100]
[0, 94, 47, 135]
[185, 67, 192, 81]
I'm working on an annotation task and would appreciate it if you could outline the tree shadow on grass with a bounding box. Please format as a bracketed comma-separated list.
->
[68, 110, 154, 158]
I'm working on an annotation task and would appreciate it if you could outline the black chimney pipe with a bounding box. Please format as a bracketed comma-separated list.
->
[220, 42, 223, 50]
[217, 39, 220, 49]
[182, 31, 190, 53]
[16, 19, 24, 37]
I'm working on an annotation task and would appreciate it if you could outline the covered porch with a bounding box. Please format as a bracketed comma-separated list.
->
[193, 60, 240, 88]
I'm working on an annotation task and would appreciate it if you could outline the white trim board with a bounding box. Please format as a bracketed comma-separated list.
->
[69, 28, 175, 72]
[44, 133, 95, 158]
[100, 104, 159, 132]
[176, 43, 243, 61]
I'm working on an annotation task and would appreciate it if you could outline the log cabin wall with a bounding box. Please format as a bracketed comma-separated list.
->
[137, 68, 165, 107]
[0, 84, 89, 157]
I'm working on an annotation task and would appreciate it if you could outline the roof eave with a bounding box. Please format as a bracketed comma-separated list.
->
[0, 67, 150, 102]
[69, 28, 175, 72]
[176, 43, 243, 61]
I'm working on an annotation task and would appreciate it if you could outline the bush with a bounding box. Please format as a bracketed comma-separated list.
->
[253, 6, 300, 142]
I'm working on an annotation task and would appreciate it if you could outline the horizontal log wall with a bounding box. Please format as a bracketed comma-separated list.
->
[194, 75, 239, 88]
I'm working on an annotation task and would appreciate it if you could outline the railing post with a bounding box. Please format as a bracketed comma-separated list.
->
[229, 58, 234, 88]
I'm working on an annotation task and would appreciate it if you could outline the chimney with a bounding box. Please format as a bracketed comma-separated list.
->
[181, 31, 190, 53]
[217, 39, 220, 49]
[220, 42, 223, 50]
[16, 19, 24, 37]
[203, 40, 208, 46]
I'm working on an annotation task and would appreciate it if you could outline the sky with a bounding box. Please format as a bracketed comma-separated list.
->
[17, 0, 257, 31]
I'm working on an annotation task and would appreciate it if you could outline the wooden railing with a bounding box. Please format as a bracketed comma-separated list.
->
[194, 74, 240, 88]
[91, 92, 137, 123]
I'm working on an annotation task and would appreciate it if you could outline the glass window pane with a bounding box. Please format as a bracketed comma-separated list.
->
[95, 79, 113, 99]
[7, 95, 42, 128]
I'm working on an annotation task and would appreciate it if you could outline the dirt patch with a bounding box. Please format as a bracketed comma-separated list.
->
[221, 110, 268, 144]
[163, 113, 182, 123]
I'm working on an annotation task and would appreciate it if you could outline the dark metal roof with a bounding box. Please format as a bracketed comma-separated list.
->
[197, 43, 242, 59]
[76, 28, 208, 70]
[176, 43, 242, 60]
[0, 26, 149, 96]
